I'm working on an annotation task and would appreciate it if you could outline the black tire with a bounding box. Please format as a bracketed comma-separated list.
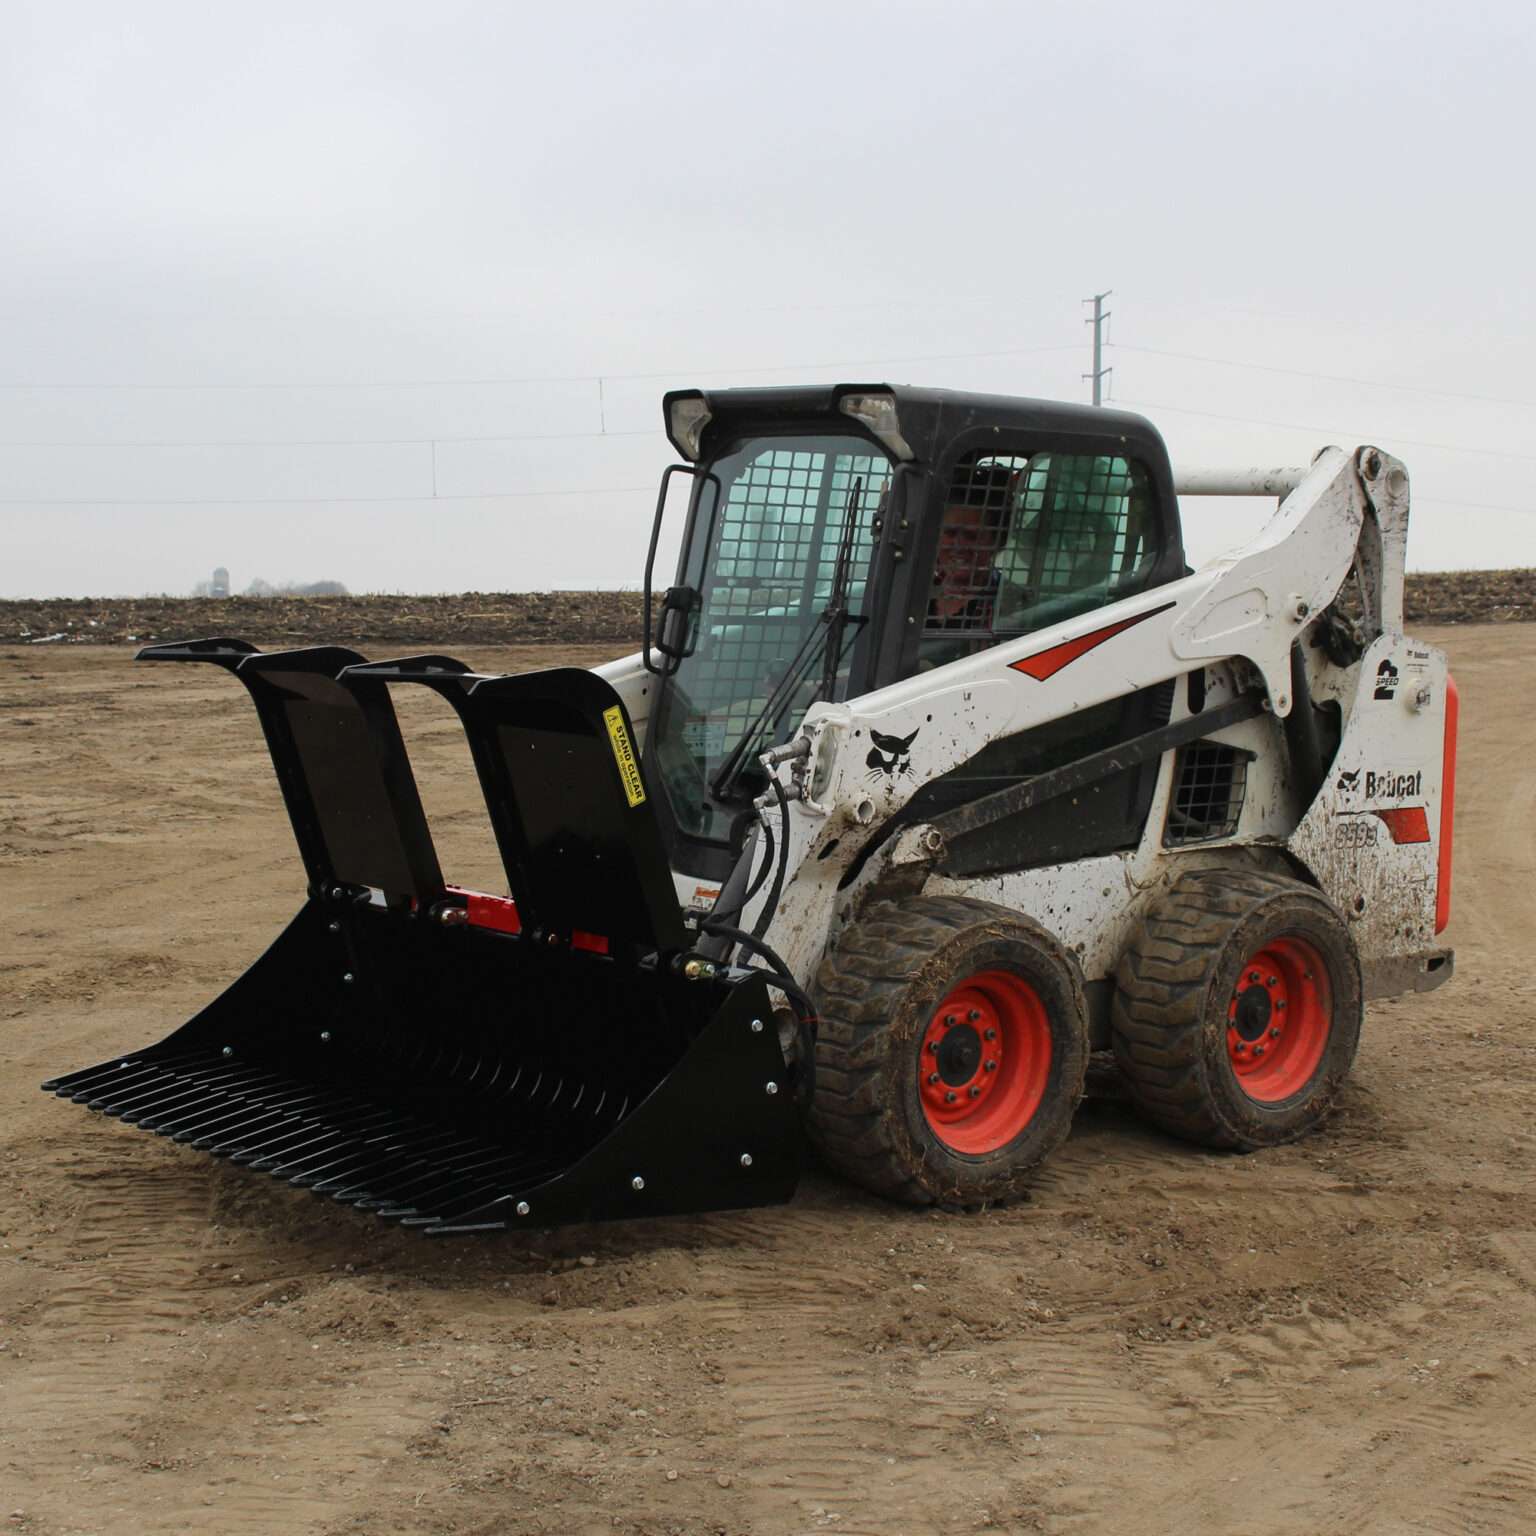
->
[1111, 868, 1362, 1150]
[808, 895, 1089, 1207]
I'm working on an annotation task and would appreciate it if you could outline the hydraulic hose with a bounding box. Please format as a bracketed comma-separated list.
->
[697, 920, 817, 1022]
[749, 777, 793, 944]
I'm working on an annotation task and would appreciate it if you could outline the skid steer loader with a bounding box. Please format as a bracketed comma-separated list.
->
[43, 385, 1457, 1232]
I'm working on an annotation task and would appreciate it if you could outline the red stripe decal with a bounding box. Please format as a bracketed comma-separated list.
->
[1008, 602, 1176, 682]
[1372, 806, 1431, 845]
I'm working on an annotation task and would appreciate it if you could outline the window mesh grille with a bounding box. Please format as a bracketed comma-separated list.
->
[1165, 741, 1250, 846]
[920, 449, 1158, 667]
[690, 446, 890, 762]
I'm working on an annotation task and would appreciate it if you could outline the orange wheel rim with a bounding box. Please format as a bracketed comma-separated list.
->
[918, 970, 1052, 1154]
[1226, 935, 1331, 1103]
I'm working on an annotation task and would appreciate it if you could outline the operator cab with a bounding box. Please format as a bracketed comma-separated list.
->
[644, 384, 1186, 879]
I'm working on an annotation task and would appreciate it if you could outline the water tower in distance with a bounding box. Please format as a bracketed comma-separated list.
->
[211, 567, 230, 599]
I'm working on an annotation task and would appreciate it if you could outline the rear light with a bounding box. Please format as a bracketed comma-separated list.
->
[1436, 675, 1459, 933]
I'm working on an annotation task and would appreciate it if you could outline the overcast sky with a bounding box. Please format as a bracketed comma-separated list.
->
[2, 0, 1532, 598]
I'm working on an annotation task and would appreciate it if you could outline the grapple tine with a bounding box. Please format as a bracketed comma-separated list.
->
[41, 644, 802, 1232]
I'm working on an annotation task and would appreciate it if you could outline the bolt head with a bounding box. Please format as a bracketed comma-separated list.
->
[983, 1028, 997, 1042]
[928, 1072, 940, 1086]
[1269, 1026, 1281, 1038]
[319, 1030, 332, 1043]
[1248, 971, 1261, 984]
[945, 1090, 957, 1104]
[966, 1009, 981, 1022]
[1276, 1000, 1287, 1012]
[1235, 1043, 1247, 1055]
[968, 1085, 981, 1099]
[328, 921, 341, 933]
[943, 1014, 957, 1027]
[765, 1081, 779, 1096]
[740, 1153, 753, 1168]
[515, 1201, 530, 1217]
[928, 1040, 940, 1053]
[750, 1018, 764, 1033]
[221, 1046, 233, 1058]
[984, 1059, 997, 1072]
[1253, 1044, 1266, 1057]
[1266, 976, 1278, 988]
[342, 972, 355, 985]
[631, 1176, 645, 1192]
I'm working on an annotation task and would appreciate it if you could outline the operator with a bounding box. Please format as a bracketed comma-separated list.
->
[919, 462, 1016, 668]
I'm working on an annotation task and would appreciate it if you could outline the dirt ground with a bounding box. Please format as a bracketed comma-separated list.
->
[2, 626, 1533, 1536]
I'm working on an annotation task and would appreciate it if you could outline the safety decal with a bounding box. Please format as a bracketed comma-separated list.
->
[1008, 601, 1176, 682]
[602, 705, 647, 808]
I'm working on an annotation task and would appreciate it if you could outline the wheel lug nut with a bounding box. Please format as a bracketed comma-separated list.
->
[943, 1015, 956, 1028]
[945, 1091, 957, 1104]
[929, 1041, 940, 1053]
[1275, 1000, 1286, 1011]
[1248, 971, 1260, 983]
[1253, 1044, 1266, 1057]
[967, 1009, 981, 1022]
[1235, 1043, 1248, 1055]
[984, 1059, 997, 1072]
[928, 1072, 940, 1086]
[968, 1085, 981, 1099]
[983, 1028, 997, 1041]
[1269, 1026, 1280, 1038]
[1266, 975, 1278, 988]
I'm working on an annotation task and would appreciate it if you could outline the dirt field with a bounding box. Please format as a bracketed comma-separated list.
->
[1, 562, 1532, 652]
[2, 626, 1533, 1536]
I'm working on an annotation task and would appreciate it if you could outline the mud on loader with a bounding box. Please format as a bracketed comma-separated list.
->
[44, 386, 1458, 1232]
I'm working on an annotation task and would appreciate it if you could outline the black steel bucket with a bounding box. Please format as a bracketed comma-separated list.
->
[41, 642, 800, 1233]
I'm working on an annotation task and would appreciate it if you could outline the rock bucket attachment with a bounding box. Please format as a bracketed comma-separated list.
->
[41, 641, 800, 1232]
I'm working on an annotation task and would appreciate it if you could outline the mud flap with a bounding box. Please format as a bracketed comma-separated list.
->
[41, 640, 800, 1231]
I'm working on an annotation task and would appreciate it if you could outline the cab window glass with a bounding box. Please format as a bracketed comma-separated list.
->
[920, 450, 1159, 668]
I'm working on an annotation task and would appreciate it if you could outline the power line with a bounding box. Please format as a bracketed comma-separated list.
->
[1113, 396, 1536, 464]
[1115, 345, 1534, 410]
[0, 428, 659, 449]
[0, 486, 656, 506]
[0, 341, 1079, 393]
[1416, 496, 1536, 517]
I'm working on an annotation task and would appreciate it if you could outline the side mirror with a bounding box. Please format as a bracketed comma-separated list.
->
[653, 585, 702, 668]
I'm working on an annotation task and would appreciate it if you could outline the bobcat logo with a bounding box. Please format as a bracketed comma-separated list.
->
[866, 727, 919, 782]
[1336, 768, 1361, 794]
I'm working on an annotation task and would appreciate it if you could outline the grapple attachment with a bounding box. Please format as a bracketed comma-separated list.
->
[42, 641, 799, 1233]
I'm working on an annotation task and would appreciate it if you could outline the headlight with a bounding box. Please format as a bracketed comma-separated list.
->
[839, 391, 914, 461]
[666, 394, 712, 461]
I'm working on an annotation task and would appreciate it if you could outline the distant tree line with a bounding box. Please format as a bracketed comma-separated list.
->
[189, 577, 351, 597]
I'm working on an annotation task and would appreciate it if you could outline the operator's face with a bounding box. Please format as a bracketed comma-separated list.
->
[935, 504, 997, 597]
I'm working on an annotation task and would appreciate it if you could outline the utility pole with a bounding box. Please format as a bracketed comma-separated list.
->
[1082, 290, 1112, 405]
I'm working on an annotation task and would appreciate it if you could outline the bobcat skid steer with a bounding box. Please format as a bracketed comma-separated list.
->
[43, 386, 1457, 1232]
